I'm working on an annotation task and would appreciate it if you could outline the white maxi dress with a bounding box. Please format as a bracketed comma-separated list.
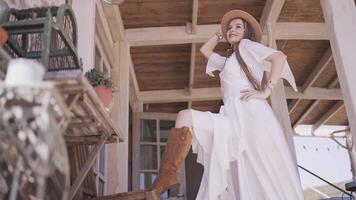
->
[190, 39, 304, 200]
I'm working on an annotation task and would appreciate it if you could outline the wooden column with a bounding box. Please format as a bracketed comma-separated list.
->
[321, 0, 356, 149]
[72, 0, 95, 72]
[131, 101, 143, 190]
[270, 81, 298, 163]
[268, 39, 298, 164]
[115, 41, 130, 192]
[106, 41, 120, 194]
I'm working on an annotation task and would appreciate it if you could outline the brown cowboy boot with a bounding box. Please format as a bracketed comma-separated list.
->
[150, 127, 192, 195]
[0, 27, 8, 46]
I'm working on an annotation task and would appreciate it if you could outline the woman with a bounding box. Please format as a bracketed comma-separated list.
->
[150, 10, 304, 200]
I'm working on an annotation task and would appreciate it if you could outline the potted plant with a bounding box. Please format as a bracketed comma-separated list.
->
[85, 68, 113, 109]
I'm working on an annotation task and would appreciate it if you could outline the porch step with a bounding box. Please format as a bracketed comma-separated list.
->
[92, 190, 160, 200]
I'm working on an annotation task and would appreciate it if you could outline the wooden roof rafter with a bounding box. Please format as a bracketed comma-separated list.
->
[260, 0, 285, 34]
[289, 46, 335, 128]
[187, 0, 199, 108]
[138, 86, 342, 104]
[312, 100, 345, 132]
[301, 47, 332, 93]
[124, 22, 328, 47]
[292, 77, 339, 129]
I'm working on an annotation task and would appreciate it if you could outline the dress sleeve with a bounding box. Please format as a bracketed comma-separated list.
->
[240, 39, 279, 63]
[206, 53, 226, 77]
[239, 39, 298, 91]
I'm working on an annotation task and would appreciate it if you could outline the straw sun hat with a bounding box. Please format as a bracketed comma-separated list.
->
[221, 10, 262, 42]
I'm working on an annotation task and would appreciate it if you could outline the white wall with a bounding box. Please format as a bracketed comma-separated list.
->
[71, 0, 95, 72]
[294, 136, 352, 189]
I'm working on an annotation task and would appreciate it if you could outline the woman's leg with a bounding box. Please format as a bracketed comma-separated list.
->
[151, 109, 194, 195]
[175, 109, 193, 129]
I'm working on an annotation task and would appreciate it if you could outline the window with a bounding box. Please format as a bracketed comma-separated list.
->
[93, 145, 107, 196]
[134, 113, 186, 198]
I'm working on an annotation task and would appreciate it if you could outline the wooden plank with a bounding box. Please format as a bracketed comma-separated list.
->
[65, 93, 81, 110]
[68, 135, 107, 200]
[268, 39, 297, 163]
[95, 18, 114, 67]
[92, 190, 158, 200]
[301, 48, 332, 93]
[138, 87, 343, 103]
[129, 57, 140, 102]
[117, 41, 130, 192]
[312, 101, 344, 132]
[191, 0, 198, 34]
[188, 44, 196, 95]
[125, 23, 328, 46]
[292, 76, 339, 128]
[274, 22, 329, 40]
[95, 0, 114, 46]
[292, 100, 319, 128]
[65, 135, 118, 145]
[285, 87, 342, 100]
[139, 112, 177, 121]
[132, 102, 143, 190]
[288, 99, 301, 114]
[270, 80, 298, 163]
[328, 77, 339, 89]
[100, 1, 124, 42]
[259, 0, 285, 33]
[321, 0, 356, 143]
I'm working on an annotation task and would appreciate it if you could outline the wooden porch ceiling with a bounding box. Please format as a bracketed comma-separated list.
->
[98, 0, 350, 133]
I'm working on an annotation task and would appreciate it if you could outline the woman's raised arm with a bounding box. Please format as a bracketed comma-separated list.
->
[200, 31, 222, 59]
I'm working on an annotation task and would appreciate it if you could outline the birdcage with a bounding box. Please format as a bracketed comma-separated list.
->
[0, 84, 70, 200]
[0, 4, 81, 71]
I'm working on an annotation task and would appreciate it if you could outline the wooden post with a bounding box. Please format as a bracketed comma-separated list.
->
[71, 0, 96, 72]
[116, 41, 130, 192]
[106, 41, 120, 194]
[270, 81, 298, 164]
[132, 101, 143, 190]
[320, 0, 356, 151]
[266, 39, 298, 163]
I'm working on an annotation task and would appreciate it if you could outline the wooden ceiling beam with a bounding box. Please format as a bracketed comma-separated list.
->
[274, 22, 328, 40]
[188, 43, 196, 108]
[138, 87, 342, 103]
[293, 77, 340, 128]
[260, 0, 285, 33]
[292, 100, 319, 128]
[288, 99, 301, 114]
[124, 23, 328, 46]
[96, 0, 114, 46]
[187, 0, 199, 109]
[328, 77, 339, 89]
[129, 57, 140, 101]
[99, 1, 124, 42]
[301, 48, 332, 93]
[312, 101, 344, 132]
[192, 0, 198, 34]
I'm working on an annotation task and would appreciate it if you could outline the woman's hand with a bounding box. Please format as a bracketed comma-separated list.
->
[240, 88, 272, 101]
